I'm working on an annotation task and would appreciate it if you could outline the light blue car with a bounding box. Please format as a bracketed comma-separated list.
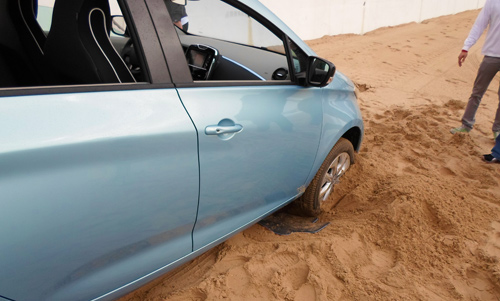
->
[0, 0, 363, 300]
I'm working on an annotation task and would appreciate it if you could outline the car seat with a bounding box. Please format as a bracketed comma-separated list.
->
[18, 0, 47, 51]
[0, 0, 46, 87]
[44, 0, 136, 84]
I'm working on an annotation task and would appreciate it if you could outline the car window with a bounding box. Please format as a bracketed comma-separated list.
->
[37, 0, 124, 37]
[0, 0, 146, 89]
[288, 38, 308, 74]
[165, 0, 295, 82]
[37, 0, 54, 32]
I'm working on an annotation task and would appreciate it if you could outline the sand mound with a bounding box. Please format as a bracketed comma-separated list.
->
[120, 10, 500, 300]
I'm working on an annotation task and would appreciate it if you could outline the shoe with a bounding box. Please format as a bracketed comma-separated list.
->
[483, 154, 500, 163]
[450, 126, 471, 134]
[494, 131, 500, 140]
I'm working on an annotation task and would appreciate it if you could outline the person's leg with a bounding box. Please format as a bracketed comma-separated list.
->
[492, 135, 500, 159]
[461, 56, 500, 130]
[493, 82, 500, 133]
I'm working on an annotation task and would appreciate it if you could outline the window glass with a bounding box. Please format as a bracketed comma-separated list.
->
[187, 1, 284, 53]
[165, 0, 291, 82]
[289, 39, 308, 74]
[37, 0, 124, 36]
[37, 0, 54, 31]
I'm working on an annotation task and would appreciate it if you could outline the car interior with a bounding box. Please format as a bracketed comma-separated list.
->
[0, 0, 298, 89]
[45, 0, 136, 85]
[0, 0, 47, 87]
[175, 29, 291, 81]
[0, 0, 139, 88]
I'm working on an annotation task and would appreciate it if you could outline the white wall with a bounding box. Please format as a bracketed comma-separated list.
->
[259, 0, 485, 40]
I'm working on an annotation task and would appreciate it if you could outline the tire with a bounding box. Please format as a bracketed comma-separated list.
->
[295, 138, 354, 217]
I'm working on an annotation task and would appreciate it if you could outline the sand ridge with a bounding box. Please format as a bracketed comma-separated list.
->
[120, 10, 500, 300]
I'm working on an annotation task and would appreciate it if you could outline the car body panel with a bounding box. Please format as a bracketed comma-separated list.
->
[177, 85, 323, 249]
[0, 90, 199, 300]
[304, 72, 364, 185]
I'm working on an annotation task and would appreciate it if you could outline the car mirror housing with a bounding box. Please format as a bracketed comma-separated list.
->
[306, 56, 336, 87]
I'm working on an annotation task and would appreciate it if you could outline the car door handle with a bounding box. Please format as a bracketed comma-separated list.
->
[205, 124, 243, 135]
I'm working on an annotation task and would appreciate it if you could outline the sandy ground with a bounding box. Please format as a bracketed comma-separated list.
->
[120, 10, 500, 300]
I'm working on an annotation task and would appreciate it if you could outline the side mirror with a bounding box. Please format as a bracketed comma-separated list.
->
[171, 0, 187, 5]
[111, 16, 127, 36]
[306, 57, 335, 87]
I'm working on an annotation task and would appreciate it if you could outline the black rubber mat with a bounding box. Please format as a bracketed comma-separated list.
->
[258, 212, 330, 235]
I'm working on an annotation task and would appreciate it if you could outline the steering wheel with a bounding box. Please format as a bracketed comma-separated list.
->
[121, 38, 141, 77]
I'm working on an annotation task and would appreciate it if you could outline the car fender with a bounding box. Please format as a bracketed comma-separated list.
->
[303, 71, 364, 187]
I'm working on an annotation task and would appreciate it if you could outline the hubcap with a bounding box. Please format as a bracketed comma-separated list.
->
[319, 152, 350, 201]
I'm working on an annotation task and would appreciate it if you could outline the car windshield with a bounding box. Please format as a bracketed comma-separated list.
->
[178, 0, 286, 55]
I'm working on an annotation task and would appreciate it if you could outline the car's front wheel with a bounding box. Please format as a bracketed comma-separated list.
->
[295, 137, 354, 217]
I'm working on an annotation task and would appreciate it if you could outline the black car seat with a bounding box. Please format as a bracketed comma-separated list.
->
[18, 0, 47, 50]
[44, 0, 136, 84]
[0, 0, 46, 87]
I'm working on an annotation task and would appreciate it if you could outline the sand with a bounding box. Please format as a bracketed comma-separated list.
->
[120, 10, 500, 300]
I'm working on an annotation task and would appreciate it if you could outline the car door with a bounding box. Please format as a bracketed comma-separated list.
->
[0, 1, 199, 300]
[151, 0, 324, 250]
[180, 85, 324, 249]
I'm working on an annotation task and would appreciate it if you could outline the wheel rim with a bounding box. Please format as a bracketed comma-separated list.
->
[319, 152, 351, 201]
